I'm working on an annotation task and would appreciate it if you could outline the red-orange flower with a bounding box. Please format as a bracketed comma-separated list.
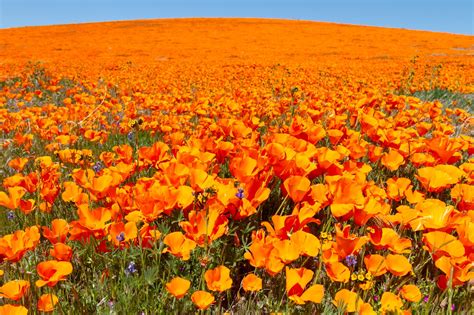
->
[0, 304, 28, 315]
[162, 231, 197, 261]
[37, 293, 59, 312]
[49, 242, 73, 261]
[36, 260, 73, 287]
[191, 290, 215, 310]
[204, 265, 232, 292]
[285, 267, 324, 304]
[166, 277, 191, 299]
[241, 274, 262, 292]
[0, 280, 30, 301]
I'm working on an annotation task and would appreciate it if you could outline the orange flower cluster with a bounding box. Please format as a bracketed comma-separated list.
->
[0, 18, 473, 313]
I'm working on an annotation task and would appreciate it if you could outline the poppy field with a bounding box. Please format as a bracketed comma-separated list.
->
[0, 18, 473, 314]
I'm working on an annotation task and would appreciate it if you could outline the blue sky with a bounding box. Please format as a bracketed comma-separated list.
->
[1, 0, 472, 34]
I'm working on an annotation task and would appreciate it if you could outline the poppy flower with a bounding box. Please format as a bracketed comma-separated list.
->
[385, 254, 412, 277]
[290, 230, 321, 257]
[333, 289, 363, 313]
[0, 280, 30, 301]
[243, 230, 273, 268]
[204, 265, 232, 292]
[451, 184, 474, 211]
[162, 231, 197, 261]
[0, 186, 26, 210]
[241, 274, 262, 292]
[335, 225, 368, 259]
[49, 242, 73, 261]
[37, 293, 59, 312]
[8, 158, 29, 172]
[0, 304, 28, 315]
[0, 226, 41, 262]
[325, 261, 350, 283]
[285, 267, 324, 304]
[381, 149, 404, 171]
[400, 284, 422, 302]
[282, 176, 311, 202]
[179, 208, 228, 245]
[422, 231, 465, 258]
[417, 165, 465, 192]
[166, 277, 191, 299]
[191, 290, 215, 310]
[36, 260, 73, 287]
[108, 221, 138, 246]
[435, 256, 474, 289]
[364, 254, 387, 277]
[380, 292, 403, 313]
[386, 177, 411, 201]
[42, 219, 69, 244]
[368, 227, 411, 254]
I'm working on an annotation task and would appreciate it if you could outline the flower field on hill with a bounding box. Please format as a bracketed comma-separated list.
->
[0, 19, 473, 314]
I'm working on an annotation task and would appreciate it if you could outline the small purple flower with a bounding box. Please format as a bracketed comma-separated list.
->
[7, 211, 15, 221]
[127, 132, 134, 142]
[235, 188, 245, 199]
[92, 161, 104, 173]
[344, 254, 357, 267]
[125, 261, 137, 275]
[116, 232, 125, 242]
[423, 295, 429, 303]
[373, 295, 379, 302]
[451, 304, 455, 311]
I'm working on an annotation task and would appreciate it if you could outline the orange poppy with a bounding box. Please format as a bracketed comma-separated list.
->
[37, 293, 59, 312]
[0, 226, 41, 262]
[333, 289, 363, 313]
[368, 226, 412, 254]
[364, 254, 387, 277]
[385, 254, 412, 277]
[204, 265, 233, 292]
[285, 267, 324, 304]
[0, 280, 30, 301]
[241, 274, 262, 292]
[191, 290, 215, 310]
[282, 175, 311, 203]
[36, 260, 73, 287]
[435, 256, 474, 289]
[381, 148, 404, 171]
[165, 277, 191, 299]
[7, 158, 29, 172]
[49, 242, 73, 261]
[335, 224, 368, 259]
[422, 231, 465, 258]
[243, 230, 273, 269]
[0, 186, 26, 210]
[380, 292, 403, 314]
[386, 177, 411, 201]
[0, 304, 28, 315]
[42, 219, 69, 244]
[179, 208, 228, 246]
[417, 165, 465, 192]
[325, 261, 350, 283]
[108, 221, 138, 246]
[162, 231, 197, 261]
[399, 284, 422, 302]
[450, 183, 473, 211]
[326, 174, 364, 218]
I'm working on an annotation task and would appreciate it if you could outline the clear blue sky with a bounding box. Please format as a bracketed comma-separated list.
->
[1, 0, 472, 34]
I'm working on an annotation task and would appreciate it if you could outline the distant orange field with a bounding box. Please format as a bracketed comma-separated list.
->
[0, 19, 473, 314]
[1, 18, 473, 89]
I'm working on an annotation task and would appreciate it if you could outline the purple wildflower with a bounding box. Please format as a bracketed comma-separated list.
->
[344, 254, 357, 267]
